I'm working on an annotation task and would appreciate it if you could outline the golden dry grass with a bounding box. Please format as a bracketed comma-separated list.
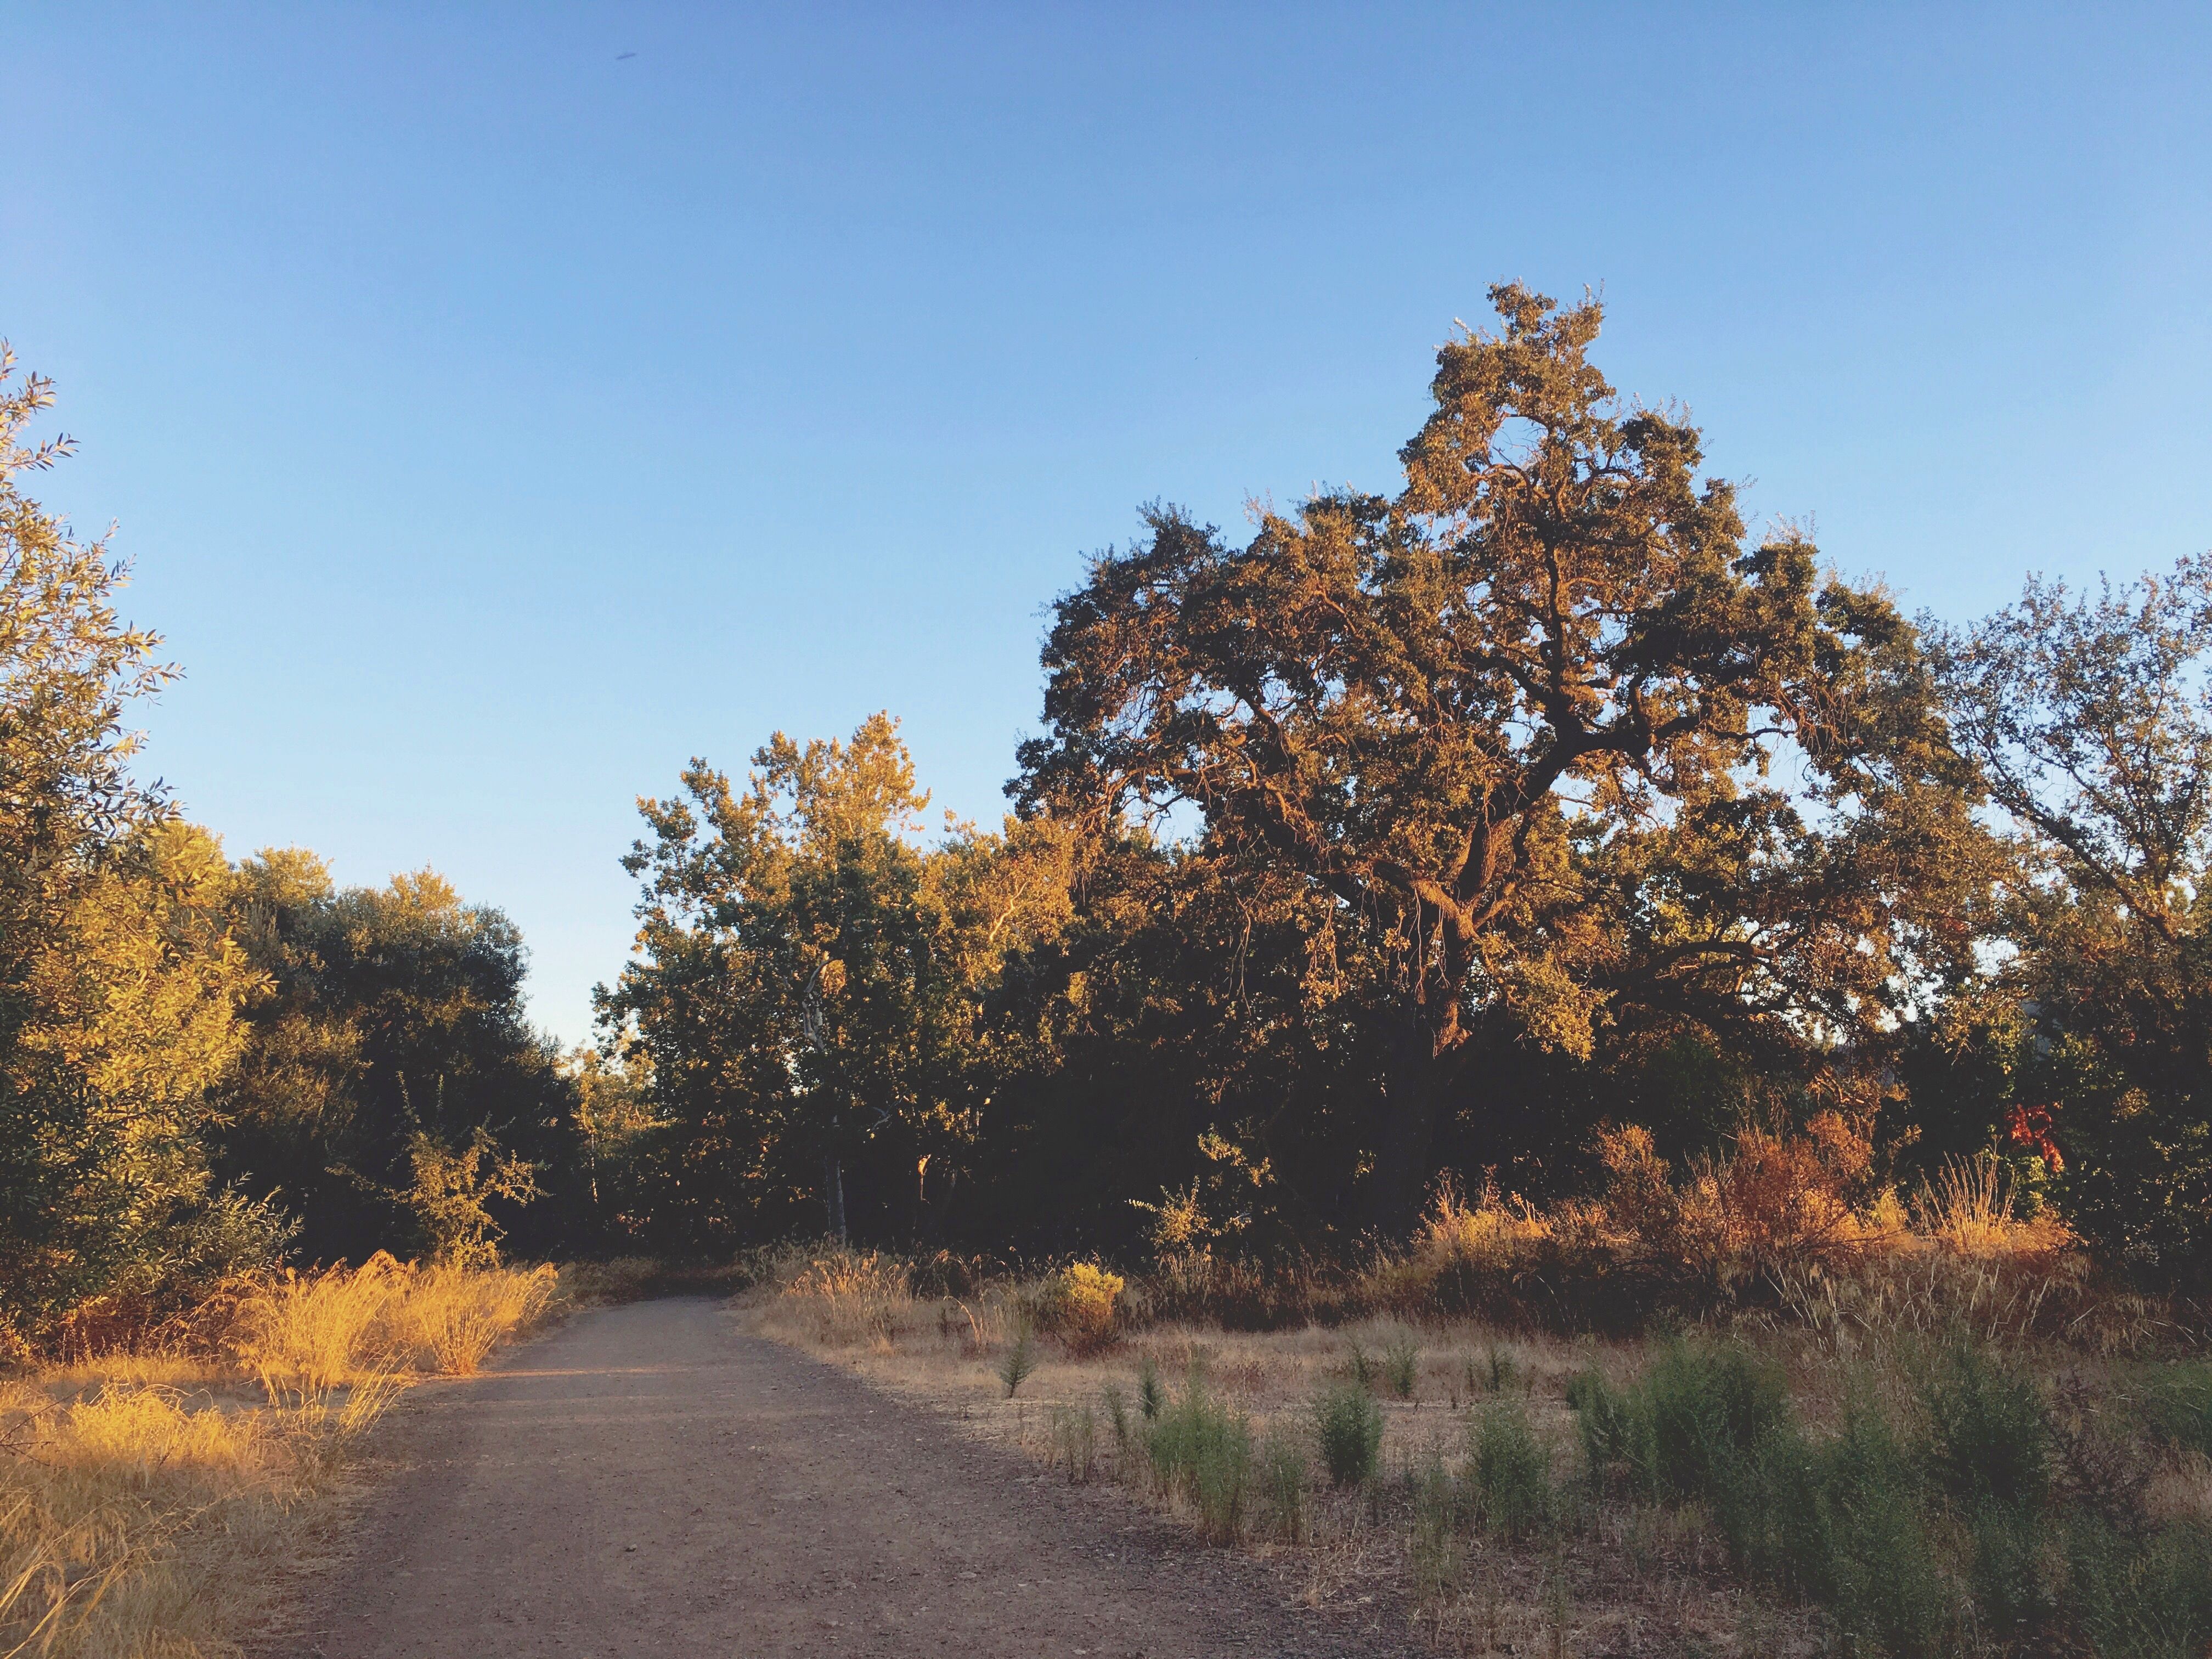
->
[0, 1257, 563, 1659]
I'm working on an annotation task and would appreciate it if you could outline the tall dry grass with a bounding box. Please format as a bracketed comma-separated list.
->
[0, 1256, 562, 1659]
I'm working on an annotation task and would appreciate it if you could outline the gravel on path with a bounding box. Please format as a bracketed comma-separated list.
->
[261, 1296, 1420, 1658]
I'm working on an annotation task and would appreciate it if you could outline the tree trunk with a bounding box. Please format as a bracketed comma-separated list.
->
[823, 1153, 847, 1244]
[1365, 1008, 1457, 1238]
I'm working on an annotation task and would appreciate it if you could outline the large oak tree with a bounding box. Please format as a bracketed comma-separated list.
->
[1017, 286, 1957, 1229]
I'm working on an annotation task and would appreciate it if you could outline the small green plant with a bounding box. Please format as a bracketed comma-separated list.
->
[1485, 1344, 1519, 1393]
[1137, 1353, 1165, 1420]
[1146, 1378, 1253, 1543]
[1313, 1380, 1384, 1487]
[1345, 1336, 1376, 1390]
[1256, 1426, 1308, 1543]
[1565, 1365, 1637, 1480]
[1922, 1342, 2050, 1511]
[1409, 1453, 1463, 1603]
[997, 1323, 1038, 1397]
[1383, 1330, 1420, 1400]
[1470, 1399, 1552, 1539]
[1102, 1381, 1133, 1456]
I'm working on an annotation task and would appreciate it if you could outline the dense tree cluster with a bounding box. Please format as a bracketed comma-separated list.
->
[5, 286, 2211, 1345]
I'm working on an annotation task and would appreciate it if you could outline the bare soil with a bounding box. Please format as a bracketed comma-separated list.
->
[258, 1297, 1420, 1657]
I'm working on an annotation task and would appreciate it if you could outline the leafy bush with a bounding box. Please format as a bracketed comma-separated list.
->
[1409, 1456, 1463, 1602]
[1636, 1340, 1790, 1502]
[1344, 1336, 1375, 1390]
[1921, 1342, 2050, 1510]
[1469, 1400, 1551, 1539]
[1137, 1353, 1165, 1420]
[996, 1324, 1037, 1397]
[1383, 1330, 1420, 1399]
[1313, 1380, 1384, 1487]
[1144, 1378, 1252, 1543]
[1043, 1262, 1125, 1355]
[1256, 1427, 1308, 1543]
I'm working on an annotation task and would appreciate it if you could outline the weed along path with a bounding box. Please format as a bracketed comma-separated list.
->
[266, 1297, 1417, 1658]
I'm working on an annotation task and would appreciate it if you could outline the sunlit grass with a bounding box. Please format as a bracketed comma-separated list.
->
[1, 1257, 562, 1658]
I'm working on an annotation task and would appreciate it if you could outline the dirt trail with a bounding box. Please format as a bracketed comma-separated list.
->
[264, 1297, 1416, 1658]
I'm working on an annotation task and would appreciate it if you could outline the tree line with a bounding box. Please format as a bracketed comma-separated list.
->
[7, 287, 2211, 1347]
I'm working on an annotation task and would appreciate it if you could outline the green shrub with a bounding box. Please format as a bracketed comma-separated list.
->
[1383, 1330, 1420, 1400]
[1313, 1380, 1384, 1487]
[1814, 1395, 1954, 1659]
[1638, 1339, 1790, 1502]
[2068, 1516, 2212, 1659]
[1256, 1427, 1308, 1543]
[1922, 1343, 2050, 1511]
[1345, 1336, 1375, 1390]
[1102, 1381, 1132, 1456]
[1566, 1366, 1637, 1480]
[1409, 1455, 1464, 1601]
[1146, 1379, 1253, 1543]
[1485, 1344, 1520, 1393]
[1967, 1498, 2056, 1640]
[1470, 1399, 1552, 1540]
[1136, 1353, 1165, 1420]
[997, 1324, 1038, 1397]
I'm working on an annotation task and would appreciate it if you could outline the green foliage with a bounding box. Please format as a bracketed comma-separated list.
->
[1313, 1380, 1383, 1487]
[1469, 1400, 1551, 1540]
[1381, 1330, 1420, 1400]
[1136, 1354, 1165, 1420]
[212, 854, 575, 1267]
[1344, 1336, 1375, 1390]
[1935, 557, 2212, 1286]
[1409, 1455, 1464, 1602]
[1255, 1427, 1307, 1543]
[2136, 1359, 2212, 1459]
[1017, 283, 1962, 1229]
[996, 1324, 1037, 1397]
[1101, 1382, 1132, 1457]
[0, 358, 286, 1343]
[1921, 1344, 2050, 1511]
[1632, 1340, 1791, 1503]
[1143, 1377, 1252, 1543]
[2068, 1516, 2212, 1659]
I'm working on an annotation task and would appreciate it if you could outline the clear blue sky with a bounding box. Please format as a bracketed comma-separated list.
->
[5, 3, 2209, 1043]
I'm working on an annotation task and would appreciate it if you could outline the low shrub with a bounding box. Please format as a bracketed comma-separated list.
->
[1145, 1378, 1253, 1544]
[996, 1324, 1038, 1397]
[1313, 1380, 1383, 1487]
[1921, 1342, 2050, 1511]
[1469, 1400, 1552, 1540]
[1042, 1262, 1125, 1356]
[1136, 1354, 1165, 1420]
[1409, 1455, 1464, 1602]
[1256, 1427, 1308, 1543]
[1382, 1330, 1420, 1400]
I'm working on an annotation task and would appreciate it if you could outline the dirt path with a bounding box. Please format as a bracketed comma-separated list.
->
[264, 1297, 1418, 1658]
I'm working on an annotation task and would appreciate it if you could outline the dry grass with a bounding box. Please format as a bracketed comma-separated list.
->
[743, 1204, 2207, 1657]
[0, 1257, 564, 1658]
